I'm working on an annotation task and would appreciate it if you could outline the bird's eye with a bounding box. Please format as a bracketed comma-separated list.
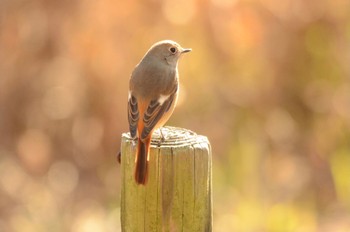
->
[169, 47, 177, 54]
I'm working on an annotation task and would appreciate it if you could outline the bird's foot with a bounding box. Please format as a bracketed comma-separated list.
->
[131, 136, 138, 146]
[157, 128, 167, 146]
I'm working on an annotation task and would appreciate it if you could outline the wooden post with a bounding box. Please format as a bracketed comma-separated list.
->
[120, 126, 212, 232]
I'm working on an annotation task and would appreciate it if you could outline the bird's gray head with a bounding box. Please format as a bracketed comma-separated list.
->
[143, 40, 191, 67]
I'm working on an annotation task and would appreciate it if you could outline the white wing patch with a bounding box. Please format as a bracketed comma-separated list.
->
[128, 91, 132, 100]
[158, 94, 170, 105]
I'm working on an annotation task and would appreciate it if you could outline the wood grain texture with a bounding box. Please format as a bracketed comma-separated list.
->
[120, 126, 212, 232]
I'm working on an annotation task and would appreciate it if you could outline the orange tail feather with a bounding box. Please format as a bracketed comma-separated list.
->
[134, 137, 150, 185]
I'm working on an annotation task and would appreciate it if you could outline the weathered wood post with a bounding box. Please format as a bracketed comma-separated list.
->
[120, 126, 212, 232]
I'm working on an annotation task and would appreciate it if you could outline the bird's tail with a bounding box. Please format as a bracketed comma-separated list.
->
[134, 137, 150, 185]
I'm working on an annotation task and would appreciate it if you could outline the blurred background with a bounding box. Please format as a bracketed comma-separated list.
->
[1, 0, 350, 231]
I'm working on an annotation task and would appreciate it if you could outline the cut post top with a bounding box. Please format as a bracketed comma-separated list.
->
[122, 126, 209, 148]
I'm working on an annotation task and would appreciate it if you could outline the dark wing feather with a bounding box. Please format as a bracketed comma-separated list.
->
[140, 92, 176, 140]
[128, 94, 139, 139]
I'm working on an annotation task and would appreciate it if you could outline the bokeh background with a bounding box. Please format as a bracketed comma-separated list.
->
[1, 0, 350, 231]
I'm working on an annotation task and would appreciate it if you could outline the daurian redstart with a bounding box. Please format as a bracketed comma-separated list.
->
[128, 40, 191, 185]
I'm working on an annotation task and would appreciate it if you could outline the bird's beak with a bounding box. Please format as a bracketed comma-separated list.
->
[181, 48, 192, 53]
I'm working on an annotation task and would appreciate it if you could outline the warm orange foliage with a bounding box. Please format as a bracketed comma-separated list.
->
[1, 0, 350, 231]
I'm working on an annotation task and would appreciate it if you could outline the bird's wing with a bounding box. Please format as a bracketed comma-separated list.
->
[128, 94, 139, 139]
[140, 89, 177, 141]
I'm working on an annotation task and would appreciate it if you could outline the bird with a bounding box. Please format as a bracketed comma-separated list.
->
[127, 40, 191, 185]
